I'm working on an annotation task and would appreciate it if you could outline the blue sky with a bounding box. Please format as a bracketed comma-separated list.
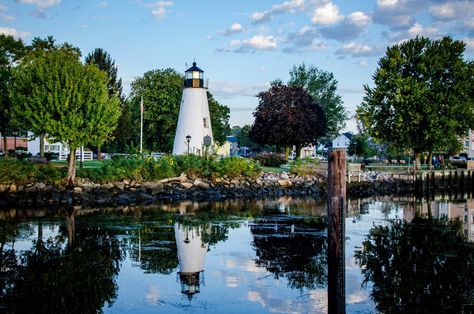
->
[1, 0, 473, 132]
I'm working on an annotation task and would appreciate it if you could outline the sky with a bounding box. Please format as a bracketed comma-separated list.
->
[1, 0, 473, 133]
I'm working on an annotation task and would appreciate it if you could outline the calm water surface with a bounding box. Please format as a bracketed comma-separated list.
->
[1, 195, 473, 313]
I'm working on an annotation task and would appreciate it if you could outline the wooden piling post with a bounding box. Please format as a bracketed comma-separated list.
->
[327, 148, 346, 314]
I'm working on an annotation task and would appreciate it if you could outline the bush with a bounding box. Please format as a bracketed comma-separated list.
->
[254, 152, 286, 167]
[0, 158, 63, 185]
[214, 157, 262, 179]
[290, 158, 320, 176]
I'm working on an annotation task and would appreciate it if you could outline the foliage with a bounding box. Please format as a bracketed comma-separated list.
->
[208, 92, 231, 145]
[0, 158, 63, 185]
[357, 36, 474, 162]
[348, 134, 376, 158]
[10, 49, 121, 183]
[355, 218, 474, 313]
[290, 158, 321, 176]
[250, 85, 327, 158]
[0, 34, 26, 156]
[232, 124, 261, 151]
[85, 48, 129, 154]
[254, 152, 286, 167]
[78, 155, 262, 182]
[129, 69, 231, 152]
[288, 62, 347, 139]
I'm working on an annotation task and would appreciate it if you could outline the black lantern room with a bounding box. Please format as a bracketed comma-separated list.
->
[184, 62, 204, 88]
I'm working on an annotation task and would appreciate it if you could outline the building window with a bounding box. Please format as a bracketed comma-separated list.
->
[203, 118, 208, 128]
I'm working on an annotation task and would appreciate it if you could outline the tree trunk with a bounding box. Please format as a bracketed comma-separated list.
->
[97, 145, 102, 160]
[295, 143, 302, 159]
[414, 153, 421, 170]
[285, 146, 289, 160]
[2, 132, 7, 157]
[39, 134, 45, 158]
[66, 208, 75, 248]
[67, 147, 77, 186]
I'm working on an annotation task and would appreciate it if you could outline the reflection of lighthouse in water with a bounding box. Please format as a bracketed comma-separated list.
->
[174, 222, 208, 298]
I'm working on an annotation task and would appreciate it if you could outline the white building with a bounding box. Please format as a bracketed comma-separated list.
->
[332, 132, 353, 149]
[172, 62, 213, 155]
[174, 222, 208, 298]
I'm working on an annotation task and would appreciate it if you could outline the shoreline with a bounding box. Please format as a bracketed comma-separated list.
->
[0, 172, 414, 209]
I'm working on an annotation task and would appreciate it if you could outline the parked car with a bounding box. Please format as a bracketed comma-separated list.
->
[151, 152, 165, 160]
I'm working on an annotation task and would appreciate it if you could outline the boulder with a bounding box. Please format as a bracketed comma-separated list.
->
[194, 179, 210, 189]
[181, 182, 194, 189]
[277, 179, 292, 188]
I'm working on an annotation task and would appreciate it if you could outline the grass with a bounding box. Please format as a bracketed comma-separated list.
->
[261, 166, 288, 173]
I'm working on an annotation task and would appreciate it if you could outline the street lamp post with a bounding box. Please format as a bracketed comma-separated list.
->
[186, 135, 191, 155]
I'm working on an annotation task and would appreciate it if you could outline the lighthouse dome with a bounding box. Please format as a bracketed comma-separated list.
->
[184, 62, 204, 88]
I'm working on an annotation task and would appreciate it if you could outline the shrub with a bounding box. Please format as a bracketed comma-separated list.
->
[254, 152, 286, 167]
[214, 157, 262, 179]
[0, 158, 63, 185]
[290, 158, 320, 176]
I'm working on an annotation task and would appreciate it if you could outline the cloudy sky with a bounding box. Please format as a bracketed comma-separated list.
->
[1, 0, 473, 132]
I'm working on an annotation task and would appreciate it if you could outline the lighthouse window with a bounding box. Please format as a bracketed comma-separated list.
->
[192, 71, 200, 79]
[203, 118, 208, 128]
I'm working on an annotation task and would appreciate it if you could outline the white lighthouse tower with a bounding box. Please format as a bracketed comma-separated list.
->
[172, 62, 213, 155]
[174, 222, 209, 298]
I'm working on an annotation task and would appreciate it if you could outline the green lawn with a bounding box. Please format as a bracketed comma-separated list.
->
[261, 166, 288, 173]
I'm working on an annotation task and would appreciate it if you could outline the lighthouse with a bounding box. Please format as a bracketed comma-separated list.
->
[172, 62, 213, 155]
[174, 222, 208, 298]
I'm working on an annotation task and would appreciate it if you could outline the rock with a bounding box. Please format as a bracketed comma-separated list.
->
[103, 182, 114, 190]
[149, 183, 164, 195]
[115, 182, 126, 190]
[194, 179, 210, 189]
[278, 179, 292, 188]
[9, 184, 17, 192]
[181, 182, 194, 189]
[73, 187, 83, 193]
[123, 179, 131, 185]
[280, 172, 289, 180]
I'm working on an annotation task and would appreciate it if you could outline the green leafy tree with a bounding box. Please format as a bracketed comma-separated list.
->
[208, 92, 231, 145]
[10, 50, 121, 184]
[348, 134, 376, 158]
[129, 69, 231, 152]
[288, 63, 347, 140]
[232, 125, 261, 152]
[0, 35, 25, 156]
[357, 36, 474, 169]
[250, 85, 327, 158]
[85, 48, 126, 158]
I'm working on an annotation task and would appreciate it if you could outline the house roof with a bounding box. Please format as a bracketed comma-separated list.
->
[342, 132, 353, 140]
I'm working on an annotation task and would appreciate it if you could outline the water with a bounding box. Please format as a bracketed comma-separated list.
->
[1, 195, 473, 313]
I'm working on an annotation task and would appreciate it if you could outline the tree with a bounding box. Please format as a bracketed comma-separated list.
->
[357, 36, 474, 169]
[250, 85, 326, 158]
[288, 63, 347, 139]
[233, 125, 260, 151]
[348, 134, 376, 158]
[208, 92, 231, 145]
[85, 48, 125, 159]
[129, 69, 231, 152]
[10, 50, 121, 184]
[0, 35, 25, 156]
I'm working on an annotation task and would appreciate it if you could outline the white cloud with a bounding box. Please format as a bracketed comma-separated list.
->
[336, 42, 380, 57]
[429, 1, 472, 21]
[222, 23, 243, 36]
[16, 0, 61, 9]
[242, 35, 278, 50]
[150, 1, 173, 20]
[283, 25, 328, 53]
[97, 1, 108, 8]
[407, 22, 439, 37]
[250, 0, 305, 24]
[463, 37, 474, 52]
[358, 60, 369, 67]
[209, 81, 267, 98]
[320, 11, 371, 41]
[377, 0, 398, 7]
[311, 2, 344, 25]
[347, 11, 370, 28]
[0, 27, 31, 39]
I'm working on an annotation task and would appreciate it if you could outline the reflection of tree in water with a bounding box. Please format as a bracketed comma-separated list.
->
[0, 215, 124, 314]
[355, 218, 474, 313]
[251, 216, 327, 290]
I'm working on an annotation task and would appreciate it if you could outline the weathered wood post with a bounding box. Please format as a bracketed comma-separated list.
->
[328, 148, 346, 314]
